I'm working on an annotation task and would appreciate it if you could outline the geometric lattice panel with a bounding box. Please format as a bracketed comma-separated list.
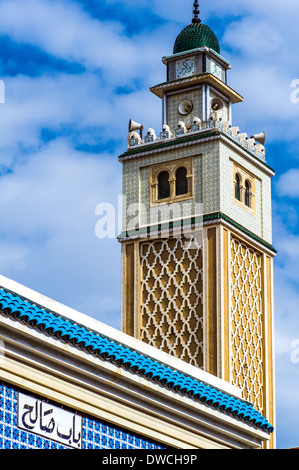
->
[230, 237, 264, 413]
[140, 236, 203, 368]
[0, 382, 164, 449]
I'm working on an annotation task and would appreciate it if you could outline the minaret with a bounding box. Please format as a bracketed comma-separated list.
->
[118, 3, 276, 449]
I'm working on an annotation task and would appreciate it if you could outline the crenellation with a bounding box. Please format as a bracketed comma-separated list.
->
[126, 119, 267, 165]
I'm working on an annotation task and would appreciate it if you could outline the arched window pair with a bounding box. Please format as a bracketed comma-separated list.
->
[150, 157, 193, 206]
[158, 167, 188, 200]
[235, 173, 251, 208]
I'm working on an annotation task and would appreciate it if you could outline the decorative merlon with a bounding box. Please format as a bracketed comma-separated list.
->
[126, 118, 267, 163]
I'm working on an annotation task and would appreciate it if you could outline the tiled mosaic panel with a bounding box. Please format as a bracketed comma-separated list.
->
[206, 57, 226, 84]
[0, 383, 164, 450]
[230, 237, 264, 414]
[219, 141, 272, 244]
[140, 236, 204, 368]
[167, 88, 203, 131]
[122, 130, 273, 245]
[167, 55, 203, 81]
[123, 142, 211, 231]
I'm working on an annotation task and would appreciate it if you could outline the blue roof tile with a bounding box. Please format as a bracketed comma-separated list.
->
[0, 287, 274, 434]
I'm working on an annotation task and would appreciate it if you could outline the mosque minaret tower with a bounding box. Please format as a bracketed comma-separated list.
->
[118, 2, 276, 449]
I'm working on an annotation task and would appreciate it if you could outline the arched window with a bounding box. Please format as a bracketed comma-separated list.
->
[245, 180, 251, 207]
[235, 173, 241, 201]
[175, 167, 188, 196]
[158, 171, 170, 200]
[150, 157, 193, 205]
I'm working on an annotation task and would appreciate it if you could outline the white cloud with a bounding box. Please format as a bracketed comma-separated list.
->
[223, 19, 284, 56]
[0, 240, 30, 273]
[271, 206, 299, 447]
[277, 169, 299, 198]
[0, 0, 128, 65]
[0, 137, 122, 323]
[0, 71, 163, 166]
[1, 0, 297, 145]
[0, 139, 117, 231]
[0, 0, 171, 87]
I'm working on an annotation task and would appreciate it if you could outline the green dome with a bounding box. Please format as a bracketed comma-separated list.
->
[173, 22, 220, 55]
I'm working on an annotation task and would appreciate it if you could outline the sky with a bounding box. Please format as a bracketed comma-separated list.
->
[0, 0, 298, 449]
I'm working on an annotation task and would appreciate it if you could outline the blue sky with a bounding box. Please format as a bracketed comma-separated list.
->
[0, 0, 298, 449]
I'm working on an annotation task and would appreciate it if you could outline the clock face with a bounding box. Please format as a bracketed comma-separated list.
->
[211, 62, 222, 80]
[176, 58, 195, 79]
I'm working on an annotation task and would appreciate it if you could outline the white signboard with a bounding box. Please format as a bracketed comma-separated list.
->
[18, 392, 82, 449]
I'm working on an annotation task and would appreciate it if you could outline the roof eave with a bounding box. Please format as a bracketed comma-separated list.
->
[150, 73, 243, 103]
[162, 46, 231, 68]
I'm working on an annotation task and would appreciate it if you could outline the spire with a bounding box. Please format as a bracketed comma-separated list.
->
[192, 0, 201, 24]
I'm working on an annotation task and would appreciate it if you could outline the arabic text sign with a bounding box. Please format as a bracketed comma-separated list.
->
[18, 392, 82, 448]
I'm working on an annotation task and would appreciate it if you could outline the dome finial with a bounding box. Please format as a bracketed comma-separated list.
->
[192, 1, 201, 24]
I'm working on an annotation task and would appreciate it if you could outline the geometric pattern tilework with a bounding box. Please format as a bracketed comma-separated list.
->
[167, 88, 203, 131]
[0, 383, 164, 450]
[121, 132, 274, 246]
[218, 141, 272, 245]
[123, 142, 210, 232]
[140, 236, 203, 368]
[230, 237, 264, 413]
